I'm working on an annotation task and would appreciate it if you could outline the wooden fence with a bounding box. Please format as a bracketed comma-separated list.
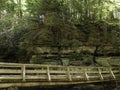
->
[0, 63, 119, 82]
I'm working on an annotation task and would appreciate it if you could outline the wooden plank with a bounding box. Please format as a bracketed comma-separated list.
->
[26, 75, 47, 80]
[67, 67, 72, 81]
[0, 62, 119, 71]
[0, 64, 21, 68]
[49, 70, 66, 74]
[84, 69, 89, 80]
[47, 66, 51, 81]
[0, 62, 101, 68]
[0, 75, 22, 80]
[0, 69, 21, 74]
[109, 67, 116, 79]
[50, 75, 67, 80]
[26, 70, 47, 74]
[88, 76, 100, 78]
[112, 70, 120, 73]
[71, 76, 85, 79]
[0, 62, 119, 69]
[22, 65, 26, 81]
[98, 68, 104, 80]
[70, 71, 85, 74]
[86, 71, 100, 74]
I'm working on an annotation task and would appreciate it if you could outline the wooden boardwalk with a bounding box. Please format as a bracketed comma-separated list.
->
[0, 63, 119, 88]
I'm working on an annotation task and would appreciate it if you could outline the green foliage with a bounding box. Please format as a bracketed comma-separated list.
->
[0, 0, 120, 64]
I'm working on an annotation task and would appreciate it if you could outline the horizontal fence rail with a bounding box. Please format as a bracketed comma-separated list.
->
[0, 63, 119, 83]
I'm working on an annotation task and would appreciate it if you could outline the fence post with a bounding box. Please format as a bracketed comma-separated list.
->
[67, 67, 72, 81]
[47, 66, 51, 81]
[22, 65, 26, 81]
[109, 67, 116, 79]
[84, 68, 89, 80]
[98, 67, 103, 80]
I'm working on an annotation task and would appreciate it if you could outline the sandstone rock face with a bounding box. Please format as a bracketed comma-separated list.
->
[96, 57, 120, 66]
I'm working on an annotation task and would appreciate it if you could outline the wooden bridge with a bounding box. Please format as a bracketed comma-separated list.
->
[0, 63, 119, 88]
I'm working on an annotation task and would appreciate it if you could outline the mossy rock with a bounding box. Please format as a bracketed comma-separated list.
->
[96, 57, 110, 66]
[30, 55, 42, 64]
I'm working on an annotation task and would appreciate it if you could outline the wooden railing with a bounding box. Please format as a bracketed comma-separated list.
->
[0, 63, 119, 83]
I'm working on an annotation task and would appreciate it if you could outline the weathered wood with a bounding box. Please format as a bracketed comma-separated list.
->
[0, 62, 110, 68]
[0, 69, 21, 74]
[0, 76, 22, 80]
[109, 67, 116, 79]
[26, 70, 47, 74]
[112, 70, 120, 73]
[26, 75, 47, 80]
[22, 65, 26, 81]
[47, 66, 51, 81]
[84, 69, 89, 80]
[0, 62, 119, 87]
[49, 70, 66, 74]
[67, 67, 72, 81]
[98, 68, 104, 80]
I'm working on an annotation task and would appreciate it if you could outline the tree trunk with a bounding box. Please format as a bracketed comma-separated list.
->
[93, 45, 99, 65]
[17, 0, 23, 18]
[51, 26, 62, 64]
